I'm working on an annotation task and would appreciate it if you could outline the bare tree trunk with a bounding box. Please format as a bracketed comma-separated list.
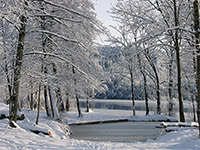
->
[168, 49, 174, 116]
[130, 71, 135, 116]
[30, 81, 34, 110]
[52, 63, 64, 113]
[137, 54, 149, 115]
[144, 52, 161, 114]
[72, 66, 81, 117]
[193, 0, 200, 138]
[47, 65, 58, 120]
[76, 94, 81, 117]
[56, 87, 64, 113]
[173, 0, 185, 122]
[44, 84, 50, 116]
[155, 71, 161, 114]
[192, 48, 197, 122]
[34, 92, 37, 110]
[36, 83, 41, 125]
[40, 5, 51, 117]
[9, 14, 27, 126]
[142, 72, 149, 115]
[48, 85, 58, 119]
[66, 93, 70, 111]
[86, 96, 89, 112]
[42, 61, 51, 116]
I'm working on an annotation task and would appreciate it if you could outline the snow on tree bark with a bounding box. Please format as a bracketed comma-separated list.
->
[137, 54, 149, 115]
[36, 83, 41, 125]
[65, 93, 70, 111]
[9, 14, 27, 125]
[52, 63, 64, 113]
[173, 0, 185, 122]
[46, 65, 58, 120]
[193, 0, 200, 138]
[72, 66, 81, 117]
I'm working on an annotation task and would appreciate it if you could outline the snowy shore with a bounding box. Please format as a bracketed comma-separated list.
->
[0, 103, 200, 150]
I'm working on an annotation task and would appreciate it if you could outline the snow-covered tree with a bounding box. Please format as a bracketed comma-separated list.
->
[193, 0, 200, 138]
[0, 0, 104, 125]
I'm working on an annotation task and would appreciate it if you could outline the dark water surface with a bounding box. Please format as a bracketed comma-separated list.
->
[70, 122, 164, 142]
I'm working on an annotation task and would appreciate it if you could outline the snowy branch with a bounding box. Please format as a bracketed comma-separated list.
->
[33, 14, 82, 23]
[23, 51, 89, 79]
[36, 30, 87, 49]
[34, 0, 91, 20]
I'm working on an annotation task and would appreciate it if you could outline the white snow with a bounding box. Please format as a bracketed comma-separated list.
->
[0, 103, 200, 150]
[158, 122, 199, 128]
[61, 108, 128, 125]
[129, 114, 178, 122]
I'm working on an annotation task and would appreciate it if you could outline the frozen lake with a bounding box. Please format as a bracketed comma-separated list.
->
[70, 122, 164, 142]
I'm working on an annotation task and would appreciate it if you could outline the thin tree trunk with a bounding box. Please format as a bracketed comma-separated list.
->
[168, 49, 174, 116]
[47, 65, 58, 120]
[43, 67, 51, 117]
[142, 72, 149, 115]
[130, 71, 135, 116]
[86, 96, 89, 112]
[193, 0, 200, 138]
[52, 63, 64, 113]
[137, 54, 149, 115]
[44, 85, 50, 116]
[155, 71, 161, 114]
[66, 93, 70, 111]
[34, 92, 37, 109]
[9, 14, 27, 126]
[193, 48, 197, 122]
[144, 53, 161, 114]
[48, 85, 58, 119]
[76, 94, 81, 117]
[56, 87, 65, 113]
[173, 0, 185, 122]
[40, 5, 51, 117]
[72, 66, 81, 117]
[36, 83, 41, 125]
[30, 82, 34, 110]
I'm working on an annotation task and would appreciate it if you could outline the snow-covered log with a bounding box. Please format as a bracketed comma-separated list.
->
[11, 121, 52, 136]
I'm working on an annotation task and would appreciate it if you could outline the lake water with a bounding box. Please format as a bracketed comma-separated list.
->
[70, 122, 164, 142]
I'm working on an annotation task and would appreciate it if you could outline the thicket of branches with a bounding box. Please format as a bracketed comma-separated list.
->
[102, 0, 200, 136]
[0, 0, 104, 125]
[103, 0, 192, 119]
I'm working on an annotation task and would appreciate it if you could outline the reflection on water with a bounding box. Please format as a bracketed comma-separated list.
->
[70, 122, 164, 142]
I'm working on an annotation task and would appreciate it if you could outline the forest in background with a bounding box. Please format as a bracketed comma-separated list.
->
[0, 0, 200, 136]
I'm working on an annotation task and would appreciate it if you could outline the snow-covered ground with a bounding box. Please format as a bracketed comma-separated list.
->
[1, 103, 200, 150]
[61, 108, 177, 125]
